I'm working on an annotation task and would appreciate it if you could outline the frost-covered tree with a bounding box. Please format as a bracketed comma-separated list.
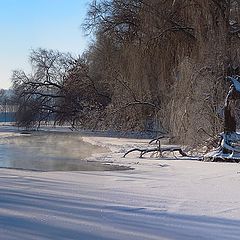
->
[12, 48, 111, 129]
[205, 76, 240, 161]
[84, 0, 240, 144]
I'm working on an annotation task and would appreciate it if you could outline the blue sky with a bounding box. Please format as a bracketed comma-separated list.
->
[0, 0, 91, 89]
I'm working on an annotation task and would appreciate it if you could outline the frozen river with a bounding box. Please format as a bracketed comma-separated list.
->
[1, 126, 240, 239]
[0, 130, 126, 171]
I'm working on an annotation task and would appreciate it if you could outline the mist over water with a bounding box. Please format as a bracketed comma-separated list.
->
[0, 131, 128, 171]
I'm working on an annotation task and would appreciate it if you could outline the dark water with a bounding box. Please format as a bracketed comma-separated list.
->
[0, 131, 130, 171]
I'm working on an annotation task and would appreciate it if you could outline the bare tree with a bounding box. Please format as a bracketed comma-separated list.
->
[83, 0, 240, 144]
[204, 76, 240, 161]
[12, 48, 111, 129]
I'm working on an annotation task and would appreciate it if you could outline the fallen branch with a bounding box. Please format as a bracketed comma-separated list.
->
[149, 136, 165, 145]
[123, 146, 188, 158]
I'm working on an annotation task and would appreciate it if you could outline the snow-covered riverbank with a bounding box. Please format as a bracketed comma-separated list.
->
[1, 127, 240, 239]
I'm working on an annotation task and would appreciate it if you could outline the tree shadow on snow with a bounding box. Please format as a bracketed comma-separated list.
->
[0, 177, 239, 240]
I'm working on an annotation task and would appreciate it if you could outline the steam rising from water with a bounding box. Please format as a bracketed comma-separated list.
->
[0, 131, 130, 171]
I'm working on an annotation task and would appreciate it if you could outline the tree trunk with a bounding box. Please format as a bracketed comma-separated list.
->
[224, 85, 238, 133]
[223, 86, 239, 154]
[224, 100, 236, 133]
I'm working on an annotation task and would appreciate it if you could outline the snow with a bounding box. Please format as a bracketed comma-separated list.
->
[204, 132, 240, 160]
[227, 76, 240, 92]
[1, 127, 240, 239]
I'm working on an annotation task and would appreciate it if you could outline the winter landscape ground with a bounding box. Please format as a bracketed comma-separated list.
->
[1, 126, 240, 239]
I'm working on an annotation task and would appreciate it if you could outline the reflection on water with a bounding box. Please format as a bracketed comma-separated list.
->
[0, 131, 129, 171]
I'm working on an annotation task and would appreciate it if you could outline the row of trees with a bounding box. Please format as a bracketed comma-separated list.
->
[12, 0, 240, 145]
[83, 0, 240, 144]
[0, 89, 15, 112]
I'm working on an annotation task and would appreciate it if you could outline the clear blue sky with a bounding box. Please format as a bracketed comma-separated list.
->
[0, 0, 91, 89]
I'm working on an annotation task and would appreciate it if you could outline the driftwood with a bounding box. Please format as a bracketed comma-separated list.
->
[123, 146, 188, 158]
[123, 135, 188, 158]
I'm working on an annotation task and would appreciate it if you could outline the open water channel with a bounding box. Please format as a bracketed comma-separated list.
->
[0, 130, 129, 171]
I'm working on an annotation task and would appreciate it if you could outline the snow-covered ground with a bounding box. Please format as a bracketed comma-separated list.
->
[1, 127, 240, 239]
